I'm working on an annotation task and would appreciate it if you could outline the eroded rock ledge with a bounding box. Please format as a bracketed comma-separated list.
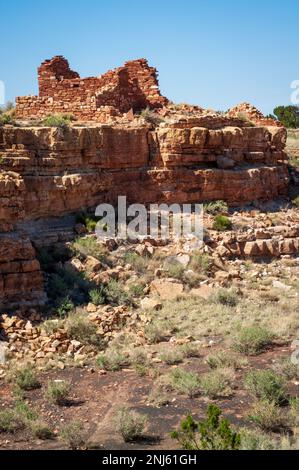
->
[0, 116, 290, 309]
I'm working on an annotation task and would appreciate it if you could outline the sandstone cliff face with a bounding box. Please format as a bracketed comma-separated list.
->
[0, 232, 45, 308]
[0, 123, 288, 218]
[0, 118, 289, 309]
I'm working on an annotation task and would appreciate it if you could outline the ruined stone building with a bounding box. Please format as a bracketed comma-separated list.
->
[15, 56, 168, 121]
[0, 56, 294, 309]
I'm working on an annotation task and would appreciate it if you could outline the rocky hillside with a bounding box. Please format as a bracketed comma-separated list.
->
[0, 110, 290, 310]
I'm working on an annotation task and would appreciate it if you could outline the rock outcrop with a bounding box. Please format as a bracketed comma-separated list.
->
[227, 102, 282, 128]
[0, 57, 293, 310]
[213, 224, 299, 259]
[0, 119, 289, 309]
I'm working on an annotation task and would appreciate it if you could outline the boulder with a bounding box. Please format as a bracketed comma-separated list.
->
[150, 279, 184, 300]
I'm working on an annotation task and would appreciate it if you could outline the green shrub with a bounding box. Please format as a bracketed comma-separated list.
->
[240, 428, 276, 450]
[130, 348, 150, 367]
[66, 311, 104, 348]
[248, 400, 294, 432]
[58, 265, 89, 290]
[158, 347, 184, 365]
[273, 358, 299, 380]
[84, 218, 97, 233]
[236, 112, 255, 126]
[209, 288, 239, 307]
[0, 101, 15, 113]
[0, 409, 23, 433]
[45, 380, 71, 405]
[189, 252, 211, 275]
[42, 113, 73, 128]
[14, 399, 38, 422]
[0, 400, 51, 438]
[144, 320, 173, 344]
[244, 370, 287, 405]
[47, 273, 68, 299]
[164, 259, 185, 281]
[293, 196, 299, 207]
[30, 421, 54, 440]
[76, 213, 100, 233]
[116, 407, 147, 442]
[290, 398, 299, 425]
[46, 264, 95, 310]
[133, 364, 148, 377]
[41, 319, 64, 335]
[130, 348, 151, 376]
[60, 421, 87, 449]
[171, 404, 241, 450]
[47, 264, 89, 308]
[204, 200, 228, 215]
[233, 326, 274, 355]
[97, 349, 128, 371]
[56, 296, 74, 318]
[72, 237, 108, 263]
[273, 105, 299, 128]
[123, 252, 149, 274]
[206, 350, 247, 370]
[212, 215, 232, 231]
[105, 280, 132, 306]
[200, 369, 234, 399]
[0, 113, 15, 126]
[89, 287, 106, 306]
[169, 368, 201, 398]
[180, 342, 200, 358]
[128, 282, 145, 297]
[12, 365, 41, 391]
[139, 107, 163, 126]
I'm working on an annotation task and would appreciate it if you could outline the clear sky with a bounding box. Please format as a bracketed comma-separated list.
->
[1, 0, 298, 114]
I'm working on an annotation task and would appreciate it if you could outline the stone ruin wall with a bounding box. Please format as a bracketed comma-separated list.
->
[15, 56, 168, 122]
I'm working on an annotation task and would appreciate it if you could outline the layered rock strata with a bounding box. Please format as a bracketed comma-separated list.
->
[0, 119, 290, 309]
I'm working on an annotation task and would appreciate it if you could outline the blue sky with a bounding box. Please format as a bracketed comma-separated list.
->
[1, 0, 298, 114]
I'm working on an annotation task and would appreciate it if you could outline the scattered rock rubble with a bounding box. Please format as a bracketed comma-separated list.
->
[0, 306, 143, 377]
[1, 206, 298, 376]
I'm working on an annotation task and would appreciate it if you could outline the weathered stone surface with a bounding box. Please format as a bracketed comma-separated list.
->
[150, 279, 184, 300]
[15, 56, 168, 121]
[190, 284, 213, 299]
[227, 103, 282, 128]
[140, 297, 163, 311]
[0, 125, 289, 224]
[211, 222, 299, 260]
[85, 256, 102, 273]
[0, 233, 45, 309]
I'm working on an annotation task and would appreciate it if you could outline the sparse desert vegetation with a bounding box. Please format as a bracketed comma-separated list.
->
[1, 223, 299, 450]
[1, 46, 299, 454]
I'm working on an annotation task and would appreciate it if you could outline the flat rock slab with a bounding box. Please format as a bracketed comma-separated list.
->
[150, 279, 184, 300]
[190, 284, 213, 299]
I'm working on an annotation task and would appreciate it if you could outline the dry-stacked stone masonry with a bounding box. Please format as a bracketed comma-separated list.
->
[15, 56, 168, 122]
